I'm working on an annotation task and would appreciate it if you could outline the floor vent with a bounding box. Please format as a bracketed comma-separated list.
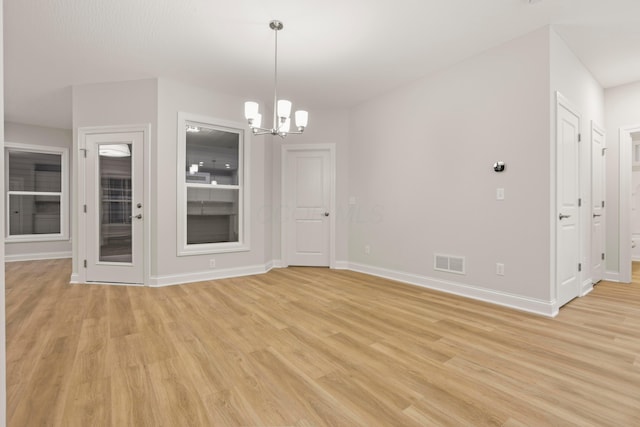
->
[434, 254, 466, 275]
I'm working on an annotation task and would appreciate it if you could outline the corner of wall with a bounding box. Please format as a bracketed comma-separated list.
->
[1, 0, 8, 423]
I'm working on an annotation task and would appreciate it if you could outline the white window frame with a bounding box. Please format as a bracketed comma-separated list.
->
[176, 112, 250, 255]
[4, 142, 70, 242]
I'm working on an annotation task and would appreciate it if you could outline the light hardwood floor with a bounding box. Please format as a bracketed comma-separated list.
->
[5, 259, 640, 426]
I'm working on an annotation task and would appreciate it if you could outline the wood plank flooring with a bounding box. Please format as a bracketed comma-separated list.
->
[5, 259, 640, 426]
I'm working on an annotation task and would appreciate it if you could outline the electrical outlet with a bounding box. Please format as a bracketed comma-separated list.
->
[209, 259, 216, 268]
[496, 263, 505, 276]
[364, 245, 371, 255]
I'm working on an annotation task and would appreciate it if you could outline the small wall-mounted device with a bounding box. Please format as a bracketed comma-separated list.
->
[493, 161, 505, 172]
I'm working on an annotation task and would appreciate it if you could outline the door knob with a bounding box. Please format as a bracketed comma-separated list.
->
[130, 214, 142, 219]
[559, 213, 571, 220]
[137, 203, 142, 208]
[593, 213, 602, 218]
[323, 212, 330, 217]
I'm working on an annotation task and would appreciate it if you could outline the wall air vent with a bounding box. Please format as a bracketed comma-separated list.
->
[434, 254, 466, 275]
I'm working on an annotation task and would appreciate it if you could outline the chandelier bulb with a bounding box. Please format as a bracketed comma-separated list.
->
[244, 101, 259, 121]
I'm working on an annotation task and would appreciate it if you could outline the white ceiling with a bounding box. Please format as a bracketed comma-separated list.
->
[5, 0, 640, 129]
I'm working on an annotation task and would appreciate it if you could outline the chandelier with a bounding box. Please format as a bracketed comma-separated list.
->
[244, 20, 308, 137]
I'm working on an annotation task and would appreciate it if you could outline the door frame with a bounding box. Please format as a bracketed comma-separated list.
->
[618, 124, 640, 283]
[590, 121, 606, 285]
[280, 143, 336, 268]
[73, 124, 151, 285]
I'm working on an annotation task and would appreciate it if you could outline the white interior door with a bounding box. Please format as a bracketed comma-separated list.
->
[284, 147, 332, 267]
[557, 97, 581, 307]
[591, 123, 605, 284]
[85, 131, 144, 284]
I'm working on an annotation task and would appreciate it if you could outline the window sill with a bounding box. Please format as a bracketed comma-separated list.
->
[177, 242, 250, 256]
[6, 235, 70, 243]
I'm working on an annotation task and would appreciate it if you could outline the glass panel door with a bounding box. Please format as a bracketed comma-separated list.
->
[84, 131, 144, 284]
[99, 145, 133, 263]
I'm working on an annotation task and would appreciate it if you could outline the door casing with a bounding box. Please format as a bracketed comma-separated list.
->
[281, 143, 336, 268]
[591, 122, 606, 284]
[73, 124, 151, 285]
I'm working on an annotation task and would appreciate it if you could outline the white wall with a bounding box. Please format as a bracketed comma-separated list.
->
[4, 122, 73, 261]
[154, 79, 269, 281]
[604, 80, 640, 276]
[70, 77, 283, 284]
[270, 108, 350, 265]
[1, 0, 7, 423]
[348, 27, 553, 313]
[549, 28, 604, 291]
[71, 78, 159, 279]
[70, 77, 347, 283]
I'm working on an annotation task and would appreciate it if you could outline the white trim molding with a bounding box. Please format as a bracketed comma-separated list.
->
[347, 262, 559, 317]
[5, 251, 72, 262]
[74, 124, 152, 286]
[333, 260, 349, 270]
[604, 271, 620, 282]
[581, 278, 594, 297]
[176, 112, 251, 256]
[4, 142, 70, 242]
[149, 262, 274, 287]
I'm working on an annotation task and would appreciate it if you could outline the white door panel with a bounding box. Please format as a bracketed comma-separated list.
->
[556, 98, 581, 307]
[285, 148, 331, 267]
[85, 131, 144, 284]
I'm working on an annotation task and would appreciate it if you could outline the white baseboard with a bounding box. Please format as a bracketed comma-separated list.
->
[347, 262, 558, 317]
[68, 257, 558, 317]
[5, 251, 72, 262]
[604, 271, 620, 282]
[581, 278, 594, 296]
[333, 260, 349, 270]
[149, 262, 274, 287]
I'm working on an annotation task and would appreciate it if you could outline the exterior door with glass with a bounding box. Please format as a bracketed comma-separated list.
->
[85, 131, 144, 284]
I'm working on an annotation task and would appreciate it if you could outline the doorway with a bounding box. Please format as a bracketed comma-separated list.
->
[281, 144, 336, 267]
[77, 126, 149, 285]
[618, 125, 640, 283]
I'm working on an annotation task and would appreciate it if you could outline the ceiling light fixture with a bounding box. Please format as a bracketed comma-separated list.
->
[244, 20, 308, 138]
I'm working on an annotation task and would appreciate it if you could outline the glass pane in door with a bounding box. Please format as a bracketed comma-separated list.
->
[99, 144, 133, 263]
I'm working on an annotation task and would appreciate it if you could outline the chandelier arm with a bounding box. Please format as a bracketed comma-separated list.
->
[251, 127, 272, 132]
[251, 128, 275, 136]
